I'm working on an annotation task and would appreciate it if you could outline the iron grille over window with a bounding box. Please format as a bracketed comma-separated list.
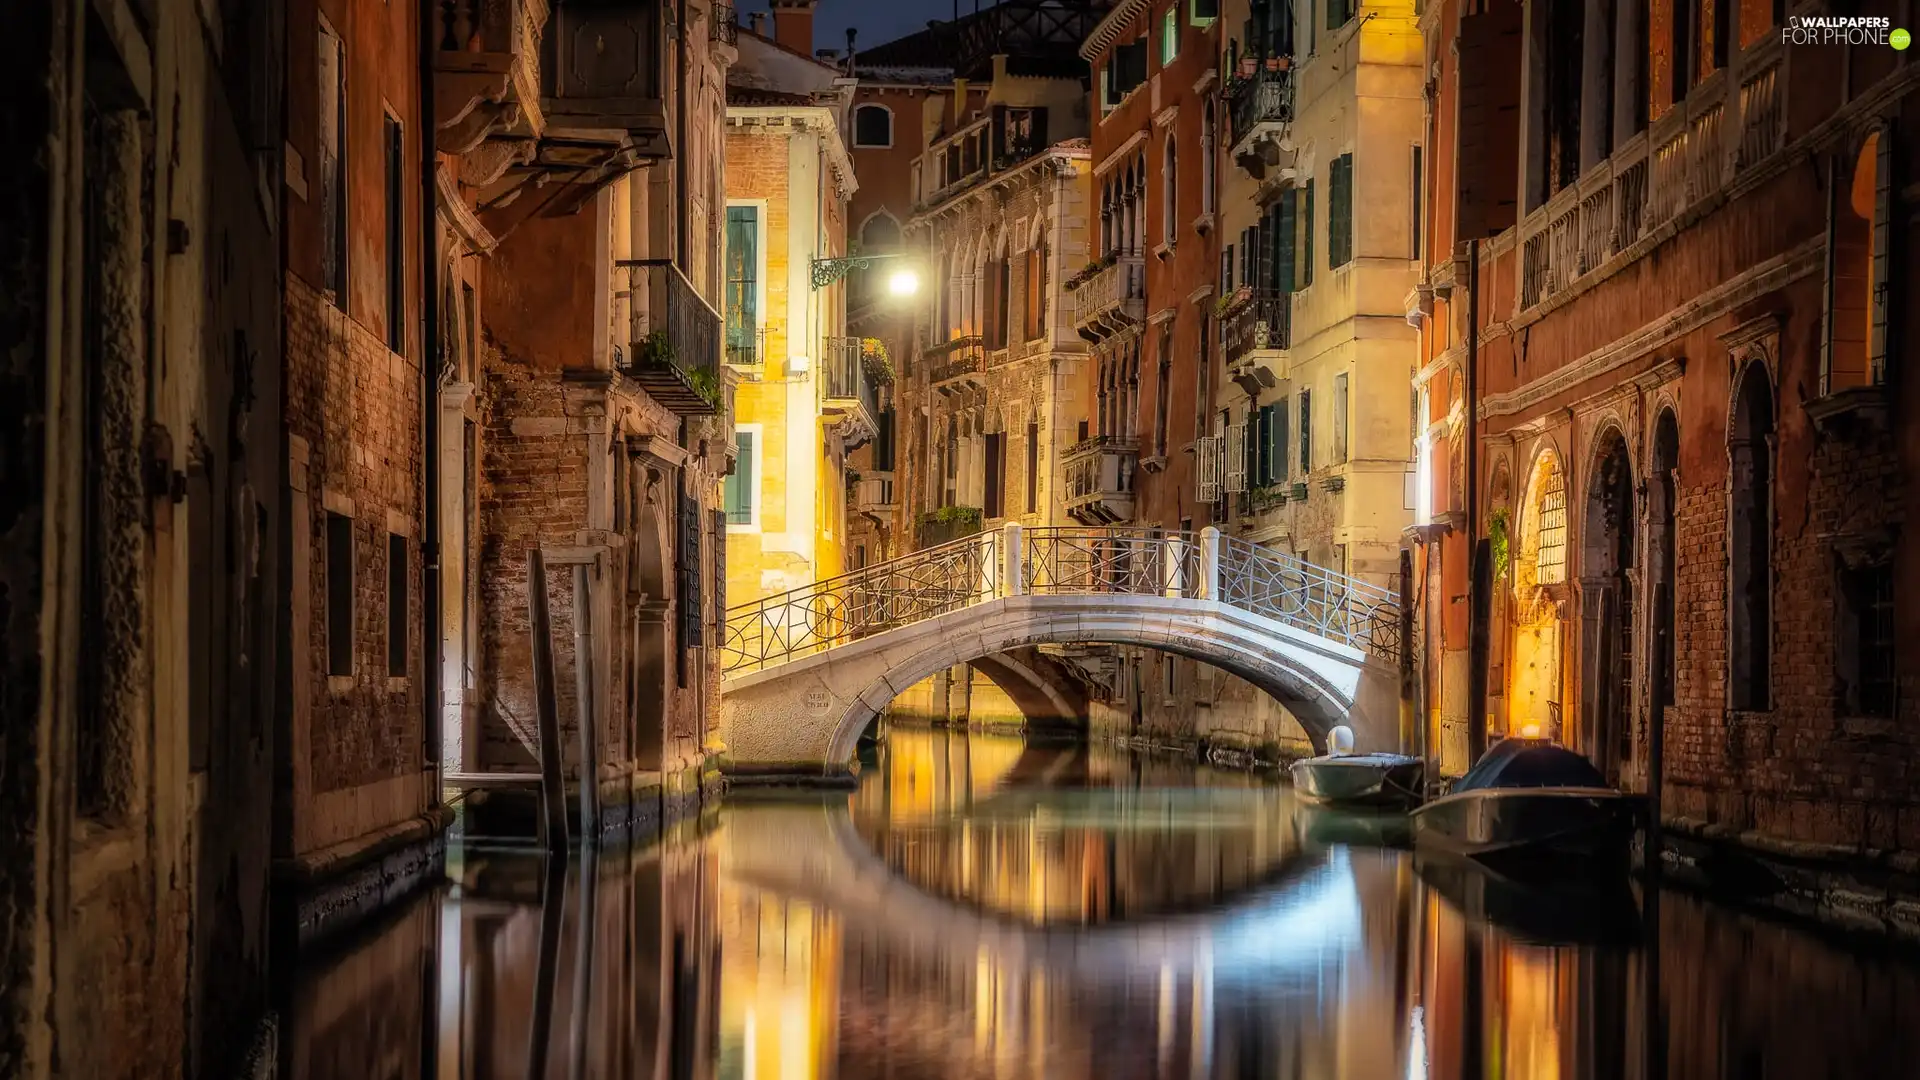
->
[677, 484, 701, 684]
[1536, 470, 1568, 585]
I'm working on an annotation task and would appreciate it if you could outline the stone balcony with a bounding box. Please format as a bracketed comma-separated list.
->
[1070, 257, 1145, 343]
[821, 336, 879, 449]
[434, 0, 673, 237]
[924, 336, 987, 394]
[1062, 436, 1138, 525]
[1220, 288, 1290, 395]
[1227, 64, 1295, 180]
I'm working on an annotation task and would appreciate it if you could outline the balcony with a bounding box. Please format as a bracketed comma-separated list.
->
[822, 336, 880, 448]
[434, 0, 670, 236]
[1221, 289, 1290, 393]
[853, 471, 898, 524]
[615, 260, 721, 416]
[925, 336, 987, 393]
[917, 507, 984, 549]
[1070, 257, 1145, 343]
[725, 324, 767, 371]
[1227, 65, 1295, 178]
[1062, 436, 1138, 525]
[710, 2, 738, 45]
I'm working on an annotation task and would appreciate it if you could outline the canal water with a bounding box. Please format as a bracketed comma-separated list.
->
[287, 729, 1920, 1078]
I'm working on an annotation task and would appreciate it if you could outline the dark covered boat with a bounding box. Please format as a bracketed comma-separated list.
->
[1409, 738, 1640, 871]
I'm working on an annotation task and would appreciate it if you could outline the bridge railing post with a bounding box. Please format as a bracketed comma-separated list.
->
[976, 529, 999, 601]
[1001, 521, 1024, 597]
[1198, 526, 1223, 601]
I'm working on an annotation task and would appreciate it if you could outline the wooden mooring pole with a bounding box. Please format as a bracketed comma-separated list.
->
[527, 548, 569, 849]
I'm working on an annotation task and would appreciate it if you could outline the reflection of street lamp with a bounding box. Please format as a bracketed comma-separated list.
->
[810, 250, 918, 291]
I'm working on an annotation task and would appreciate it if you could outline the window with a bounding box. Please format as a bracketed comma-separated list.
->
[1411, 145, 1424, 260]
[1161, 8, 1180, 66]
[1104, 40, 1148, 106]
[1837, 562, 1895, 718]
[1026, 421, 1040, 513]
[1728, 362, 1773, 710]
[725, 205, 760, 365]
[725, 429, 758, 525]
[1153, 350, 1172, 458]
[1253, 404, 1275, 485]
[1328, 153, 1354, 269]
[1534, 467, 1568, 586]
[987, 256, 1012, 349]
[1333, 372, 1349, 464]
[318, 19, 348, 307]
[1024, 245, 1048, 340]
[1161, 136, 1177, 246]
[387, 533, 408, 676]
[853, 104, 892, 148]
[1827, 130, 1892, 391]
[984, 432, 1005, 517]
[1201, 102, 1216, 215]
[385, 114, 406, 353]
[326, 512, 354, 676]
[1298, 388, 1313, 474]
[1327, 0, 1355, 31]
[677, 485, 702, 684]
[1220, 245, 1234, 292]
[1192, 0, 1218, 24]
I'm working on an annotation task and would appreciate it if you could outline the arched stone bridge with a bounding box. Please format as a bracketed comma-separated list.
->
[719, 526, 1407, 783]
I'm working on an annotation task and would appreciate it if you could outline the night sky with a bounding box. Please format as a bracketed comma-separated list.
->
[736, 0, 989, 56]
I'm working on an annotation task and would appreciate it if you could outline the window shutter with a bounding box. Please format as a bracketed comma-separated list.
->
[678, 483, 702, 650]
[710, 508, 728, 649]
[1196, 435, 1221, 502]
[1302, 182, 1315, 285]
[1298, 389, 1313, 474]
[726, 206, 759, 348]
[1275, 397, 1291, 481]
[1276, 190, 1297, 292]
[1224, 420, 1249, 493]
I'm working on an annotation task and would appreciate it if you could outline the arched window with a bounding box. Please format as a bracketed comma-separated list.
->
[861, 213, 901, 251]
[1729, 361, 1773, 711]
[1828, 129, 1889, 391]
[1162, 135, 1178, 246]
[853, 104, 893, 148]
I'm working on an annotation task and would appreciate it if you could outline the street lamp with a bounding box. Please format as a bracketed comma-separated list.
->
[809, 251, 919, 292]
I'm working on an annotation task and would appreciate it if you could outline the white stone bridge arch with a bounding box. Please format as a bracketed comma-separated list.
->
[719, 526, 1408, 783]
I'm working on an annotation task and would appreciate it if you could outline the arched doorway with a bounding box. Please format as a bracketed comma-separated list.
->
[1580, 430, 1635, 786]
[1508, 449, 1568, 740]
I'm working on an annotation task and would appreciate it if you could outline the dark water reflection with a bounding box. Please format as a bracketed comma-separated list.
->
[287, 729, 1920, 1079]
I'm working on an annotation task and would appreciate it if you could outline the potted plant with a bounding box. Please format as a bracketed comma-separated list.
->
[639, 328, 676, 366]
[686, 364, 720, 406]
[1239, 56, 1256, 77]
[860, 338, 895, 385]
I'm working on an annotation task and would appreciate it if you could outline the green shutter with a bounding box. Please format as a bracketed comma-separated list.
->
[726, 431, 755, 523]
[725, 206, 758, 348]
[1298, 389, 1313, 473]
[1302, 182, 1315, 286]
[1277, 189, 1297, 292]
[1275, 398, 1291, 481]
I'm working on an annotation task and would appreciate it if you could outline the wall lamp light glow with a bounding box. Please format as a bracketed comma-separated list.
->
[887, 269, 921, 297]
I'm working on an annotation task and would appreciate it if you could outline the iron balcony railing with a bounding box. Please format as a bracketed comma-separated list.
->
[1229, 65, 1294, 148]
[1222, 289, 1292, 360]
[615, 259, 722, 415]
[720, 525, 1401, 673]
[726, 324, 767, 369]
[711, 2, 738, 44]
[822, 335, 880, 422]
[926, 336, 986, 386]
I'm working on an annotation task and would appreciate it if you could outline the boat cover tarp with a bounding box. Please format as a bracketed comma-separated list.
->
[1453, 738, 1606, 793]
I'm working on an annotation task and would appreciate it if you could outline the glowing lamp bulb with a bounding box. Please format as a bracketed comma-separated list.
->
[886, 269, 920, 297]
[1519, 722, 1543, 739]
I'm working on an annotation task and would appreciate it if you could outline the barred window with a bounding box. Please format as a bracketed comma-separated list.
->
[1535, 467, 1568, 585]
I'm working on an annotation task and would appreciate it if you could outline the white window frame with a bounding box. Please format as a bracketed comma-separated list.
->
[727, 422, 764, 532]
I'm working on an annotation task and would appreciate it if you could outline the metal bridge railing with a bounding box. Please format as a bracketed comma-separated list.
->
[720, 525, 1400, 674]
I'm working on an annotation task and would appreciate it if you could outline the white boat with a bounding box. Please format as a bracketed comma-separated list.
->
[1288, 726, 1424, 809]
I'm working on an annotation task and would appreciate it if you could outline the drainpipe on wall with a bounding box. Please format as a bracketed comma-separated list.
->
[419, 0, 444, 773]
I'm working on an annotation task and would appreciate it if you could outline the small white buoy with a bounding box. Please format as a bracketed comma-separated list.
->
[1328, 725, 1355, 757]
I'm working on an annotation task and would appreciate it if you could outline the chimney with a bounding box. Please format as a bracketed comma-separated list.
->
[769, 0, 817, 56]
